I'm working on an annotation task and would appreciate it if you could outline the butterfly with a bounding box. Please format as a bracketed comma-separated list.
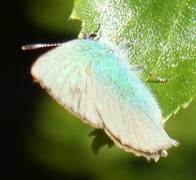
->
[29, 36, 178, 161]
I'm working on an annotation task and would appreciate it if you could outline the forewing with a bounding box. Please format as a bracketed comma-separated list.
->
[31, 40, 103, 128]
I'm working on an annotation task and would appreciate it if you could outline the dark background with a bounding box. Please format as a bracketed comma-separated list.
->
[1, 1, 75, 179]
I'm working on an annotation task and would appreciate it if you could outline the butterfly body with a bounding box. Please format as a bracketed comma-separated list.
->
[31, 38, 178, 161]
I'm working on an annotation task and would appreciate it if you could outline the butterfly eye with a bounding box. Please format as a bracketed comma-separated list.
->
[89, 34, 99, 40]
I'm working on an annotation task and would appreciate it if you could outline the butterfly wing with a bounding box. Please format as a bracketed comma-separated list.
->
[31, 40, 103, 128]
[92, 53, 178, 161]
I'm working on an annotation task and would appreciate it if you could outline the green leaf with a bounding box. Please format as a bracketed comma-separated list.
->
[71, 0, 196, 119]
[71, 0, 196, 152]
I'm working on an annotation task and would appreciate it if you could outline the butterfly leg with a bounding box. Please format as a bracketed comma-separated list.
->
[131, 65, 169, 83]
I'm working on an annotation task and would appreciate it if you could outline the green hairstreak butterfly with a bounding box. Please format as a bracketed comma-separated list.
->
[28, 36, 178, 161]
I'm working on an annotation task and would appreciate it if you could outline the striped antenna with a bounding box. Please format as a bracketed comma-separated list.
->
[82, 0, 93, 36]
[21, 43, 62, 51]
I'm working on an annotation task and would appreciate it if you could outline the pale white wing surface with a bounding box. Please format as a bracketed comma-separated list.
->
[92, 55, 178, 161]
[31, 40, 103, 128]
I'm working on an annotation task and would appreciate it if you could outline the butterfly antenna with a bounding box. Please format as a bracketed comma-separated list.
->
[82, 0, 90, 36]
[21, 43, 62, 51]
